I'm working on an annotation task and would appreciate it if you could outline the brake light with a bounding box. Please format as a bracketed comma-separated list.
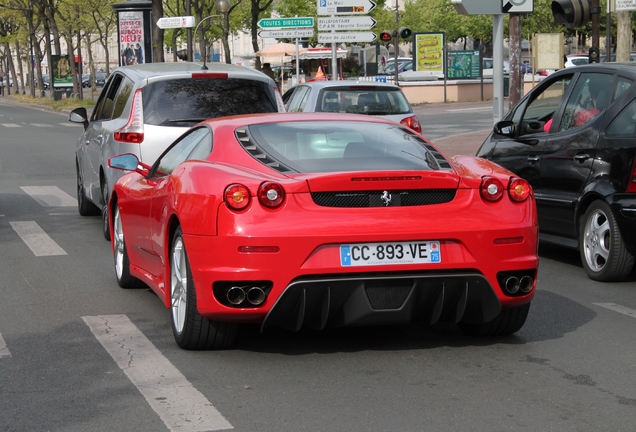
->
[257, 182, 285, 208]
[114, 88, 144, 144]
[400, 115, 422, 133]
[191, 72, 228, 79]
[225, 184, 251, 210]
[480, 176, 504, 202]
[508, 177, 531, 202]
[628, 160, 636, 193]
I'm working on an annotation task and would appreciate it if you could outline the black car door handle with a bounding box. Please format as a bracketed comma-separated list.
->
[527, 155, 539, 162]
[574, 152, 590, 161]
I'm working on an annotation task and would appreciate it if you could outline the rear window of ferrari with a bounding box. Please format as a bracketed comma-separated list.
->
[242, 121, 452, 173]
[142, 78, 278, 126]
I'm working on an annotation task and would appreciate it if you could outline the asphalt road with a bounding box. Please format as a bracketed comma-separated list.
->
[1, 99, 635, 431]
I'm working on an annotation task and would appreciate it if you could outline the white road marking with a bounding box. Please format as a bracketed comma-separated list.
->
[0, 332, 11, 358]
[59, 123, 81, 127]
[83, 315, 233, 432]
[593, 303, 636, 319]
[1, 123, 21, 127]
[31, 123, 51, 127]
[445, 107, 489, 112]
[21, 186, 76, 207]
[10, 221, 67, 256]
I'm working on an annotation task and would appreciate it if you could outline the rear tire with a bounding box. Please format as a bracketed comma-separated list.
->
[170, 227, 238, 350]
[580, 200, 635, 282]
[458, 303, 530, 336]
[101, 180, 111, 241]
[77, 162, 99, 216]
[113, 205, 144, 288]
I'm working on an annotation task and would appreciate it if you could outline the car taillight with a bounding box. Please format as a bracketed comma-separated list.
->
[627, 160, 636, 193]
[400, 115, 422, 133]
[508, 177, 531, 202]
[114, 88, 144, 144]
[480, 176, 504, 202]
[257, 182, 285, 208]
[225, 184, 251, 210]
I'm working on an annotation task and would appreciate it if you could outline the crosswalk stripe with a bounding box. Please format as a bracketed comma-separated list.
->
[10, 221, 67, 256]
[593, 303, 636, 319]
[21, 186, 76, 207]
[83, 315, 233, 432]
[60, 123, 81, 127]
[31, 123, 51, 127]
[0, 332, 11, 358]
[1, 123, 21, 127]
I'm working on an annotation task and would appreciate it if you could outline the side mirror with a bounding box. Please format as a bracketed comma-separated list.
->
[69, 107, 89, 130]
[494, 120, 515, 137]
[109, 153, 140, 171]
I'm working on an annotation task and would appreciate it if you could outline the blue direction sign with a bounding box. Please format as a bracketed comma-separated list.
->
[258, 17, 314, 29]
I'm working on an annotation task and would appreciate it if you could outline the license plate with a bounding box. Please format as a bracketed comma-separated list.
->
[340, 241, 441, 267]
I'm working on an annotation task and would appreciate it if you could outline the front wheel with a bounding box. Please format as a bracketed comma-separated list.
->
[580, 200, 634, 282]
[170, 227, 238, 350]
[458, 303, 530, 336]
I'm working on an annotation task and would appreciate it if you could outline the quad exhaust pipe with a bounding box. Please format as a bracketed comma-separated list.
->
[503, 275, 534, 294]
[226, 286, 267, 306]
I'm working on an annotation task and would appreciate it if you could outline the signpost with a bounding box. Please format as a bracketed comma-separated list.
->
[257, 17, 314, 29]
[156, 16, 195, 29]
[259, 29, 315, 38]
[317, 0, 376, 15]
[318, 32, 377, 43]
[317, 16, 376, 30]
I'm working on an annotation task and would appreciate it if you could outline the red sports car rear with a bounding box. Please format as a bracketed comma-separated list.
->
[109, 113, 538, 350]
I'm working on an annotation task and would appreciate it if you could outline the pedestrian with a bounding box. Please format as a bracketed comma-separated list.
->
[261, 63, 276, 81]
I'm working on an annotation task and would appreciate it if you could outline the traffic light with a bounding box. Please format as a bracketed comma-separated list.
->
[589, 46, 600, 63]
[551, 0, 592, 28]
[176, 49, 188, 61]
[398, 27, 412, 39]
[379, 30, 393, 42]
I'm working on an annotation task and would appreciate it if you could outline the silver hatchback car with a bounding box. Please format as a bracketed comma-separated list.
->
[281, 81, 422, 133]
[70, 62, 283, 240]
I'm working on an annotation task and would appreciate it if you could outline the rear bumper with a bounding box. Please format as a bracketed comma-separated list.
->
[261, 271, 505, 332]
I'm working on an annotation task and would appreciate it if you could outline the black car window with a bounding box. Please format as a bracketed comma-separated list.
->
[112, 76, 134, 119]
[613, 77, 633, 101]
[152, 127, 212, 177]
[516, 75, 571, 135]
[559, 72, 612, 132]
[142, 78, 278, 126]
[91, 73, 123, 122]
[605, 98, 636, 137]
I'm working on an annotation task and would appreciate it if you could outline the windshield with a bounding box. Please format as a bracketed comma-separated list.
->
[316, 87, 412, 115]
[142, 78, 278, 126]
[245, 121, 450, 173]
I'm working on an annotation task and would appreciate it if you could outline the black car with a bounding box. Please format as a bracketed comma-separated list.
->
[95, 72, 108, 87]
[477, 63, 636, 282]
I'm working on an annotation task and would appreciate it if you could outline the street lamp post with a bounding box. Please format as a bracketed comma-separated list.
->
[193, 0, 230, 67]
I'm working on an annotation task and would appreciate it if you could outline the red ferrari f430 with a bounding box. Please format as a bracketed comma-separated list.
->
[108, 113, 538, 350]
